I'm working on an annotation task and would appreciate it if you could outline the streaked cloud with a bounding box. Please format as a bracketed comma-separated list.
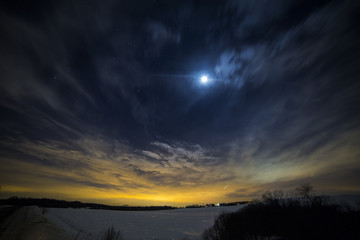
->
[0, 0, 359, 206]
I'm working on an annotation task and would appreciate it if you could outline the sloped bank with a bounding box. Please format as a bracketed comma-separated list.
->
[0, 206, 71, 240]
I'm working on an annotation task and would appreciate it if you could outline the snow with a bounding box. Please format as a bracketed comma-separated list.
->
[45, 205, 246, 240]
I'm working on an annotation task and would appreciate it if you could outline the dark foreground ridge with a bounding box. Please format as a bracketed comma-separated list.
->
[202, 185, 360, 240]
[0, 197, 176, 211]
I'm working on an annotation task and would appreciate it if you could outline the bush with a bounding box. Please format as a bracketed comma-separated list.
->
[74, 227, 124, 240]
[101, 227, 123, 240]
[202, 186, 360, 240]
[294, 183, 313, 198]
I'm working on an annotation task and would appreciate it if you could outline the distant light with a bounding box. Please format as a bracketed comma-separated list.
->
[201, 75, 208, 84]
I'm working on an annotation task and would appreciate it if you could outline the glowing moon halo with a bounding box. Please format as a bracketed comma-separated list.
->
[201, 75, 208, 84]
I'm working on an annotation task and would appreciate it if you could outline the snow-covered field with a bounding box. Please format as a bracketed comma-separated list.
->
[45, 205, 245, 240]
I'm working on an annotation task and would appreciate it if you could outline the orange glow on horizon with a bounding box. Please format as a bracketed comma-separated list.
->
[1, 131, 360, 207]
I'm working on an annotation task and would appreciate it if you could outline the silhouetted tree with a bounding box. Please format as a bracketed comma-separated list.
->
[295, 183, 313, 198]
[202, 184, 360, 240]
[262, 190, 284, 203]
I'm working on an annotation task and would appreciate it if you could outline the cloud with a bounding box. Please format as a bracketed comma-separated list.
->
[0, 0, 153, 130]
[0, 0, 359, 205]
[214, 1, 360, 89]
[0, 135, 236, 202]
[1, 122, 359, 204]
[141, 150, 162, 160]
[0, 10, 95, 114]
[145, 21, 181, 57]
[224, 126, 360, 194]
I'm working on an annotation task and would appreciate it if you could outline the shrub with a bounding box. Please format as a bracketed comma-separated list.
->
[74, 227, 124, 240]
[101, 227, 123, 240]
[294, 183, 313, 198]
[202, 186, 360, 240]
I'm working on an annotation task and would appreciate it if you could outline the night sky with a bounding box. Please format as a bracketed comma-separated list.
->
[0, 0, 359, 206]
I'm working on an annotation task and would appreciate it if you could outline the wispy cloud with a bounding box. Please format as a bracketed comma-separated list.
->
[0, 135, 238, 204]
[215, 1, 359, 90]
[0, 0, 359, 206]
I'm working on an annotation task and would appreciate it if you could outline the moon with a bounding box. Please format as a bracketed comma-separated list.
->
[201, 75, 208, 84]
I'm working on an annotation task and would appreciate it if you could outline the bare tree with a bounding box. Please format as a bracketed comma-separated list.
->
[295, 183, 313, 198]
[262, 190, 284, 202]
